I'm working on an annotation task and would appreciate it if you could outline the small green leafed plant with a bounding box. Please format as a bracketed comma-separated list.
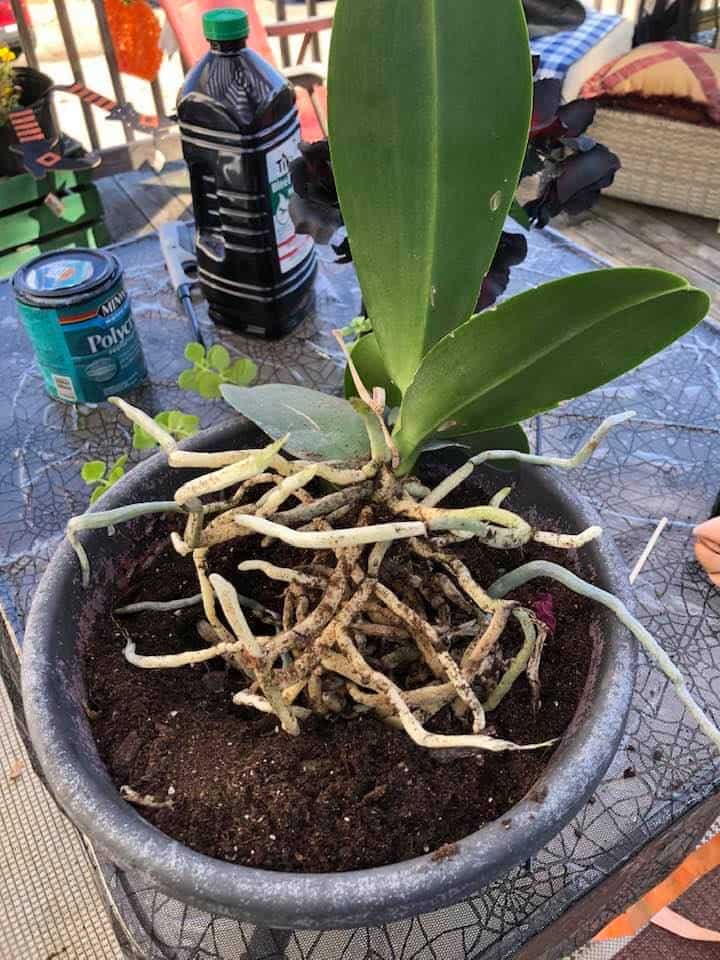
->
[81, 455, 128, 504]
[133, 410, 200, 451]
[178, 343, 257, 400]
[78, 342, 257, 503]
[66, 0, 720, 758]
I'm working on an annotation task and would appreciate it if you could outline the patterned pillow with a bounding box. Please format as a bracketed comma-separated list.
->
[581, 41, 720, 124]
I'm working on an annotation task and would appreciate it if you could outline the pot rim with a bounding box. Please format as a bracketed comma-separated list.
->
[22, 418, 637, 929]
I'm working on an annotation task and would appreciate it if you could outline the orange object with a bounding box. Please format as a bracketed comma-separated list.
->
[155, 0, 325, 141]
[595, 831, 720, 940]
[651, 906, 720, 942]
[105, 0, 163, 83]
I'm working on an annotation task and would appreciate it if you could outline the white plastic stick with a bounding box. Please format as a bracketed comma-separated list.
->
[629, 517, 668, 585]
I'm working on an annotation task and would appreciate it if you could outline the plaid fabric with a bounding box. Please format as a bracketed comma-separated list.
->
[531, 11, 624, 80]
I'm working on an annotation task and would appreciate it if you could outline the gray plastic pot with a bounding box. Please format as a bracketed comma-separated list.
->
[22, 419, 637, 930]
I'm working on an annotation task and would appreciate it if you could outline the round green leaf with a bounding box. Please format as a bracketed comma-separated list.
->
[207, 344, 230, 371]
[81, 461, 105, 483]
[226, 357, 258, 386]
[178, 413, 200, 436]
[184, 342, 205, 364]
[155, 411, 173, 428]
[178, 369, 199, 392]
[162, 410, 183, 431]
[198, 370, 222, 399]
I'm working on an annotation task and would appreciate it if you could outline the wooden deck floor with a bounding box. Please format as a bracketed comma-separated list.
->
[99, 164, 720, 325]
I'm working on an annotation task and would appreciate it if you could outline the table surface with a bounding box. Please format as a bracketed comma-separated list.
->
[2, 227, 720, 960]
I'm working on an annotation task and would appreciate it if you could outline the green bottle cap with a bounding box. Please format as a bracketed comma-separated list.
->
[202, 8, 250, 41]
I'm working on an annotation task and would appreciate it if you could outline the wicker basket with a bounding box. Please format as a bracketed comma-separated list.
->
[589, 107, 720, 220]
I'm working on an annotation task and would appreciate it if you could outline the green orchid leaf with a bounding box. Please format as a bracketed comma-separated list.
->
[221, 383, 370, 461]
[207, 344, 230, 371]
[328, 0, 532, 391]
[508, 199, 531, 230]
[343, 333, 403, 408]
[184, 342, 205, 364]
[111, 454, 128, 472]
[422, 424, 530, 473]
[197, 370, 222, 399]
[225, 357, 258, 386]
[394, 268, 709, 471]
[89, 485, 106, 504]
[81, 460, 105, 483]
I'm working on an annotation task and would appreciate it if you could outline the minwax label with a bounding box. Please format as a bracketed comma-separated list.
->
[266, 132, 314, 275]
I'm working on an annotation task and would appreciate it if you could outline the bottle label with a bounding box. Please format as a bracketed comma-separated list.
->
[266, 132, 314, 275]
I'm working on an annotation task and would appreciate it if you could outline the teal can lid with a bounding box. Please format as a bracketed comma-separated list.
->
[203, 8, 249, 41]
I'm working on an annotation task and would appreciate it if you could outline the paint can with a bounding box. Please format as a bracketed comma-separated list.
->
[12, 249, 147, 403]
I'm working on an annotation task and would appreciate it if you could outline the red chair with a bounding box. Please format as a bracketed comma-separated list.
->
[158, 0, 328, 142]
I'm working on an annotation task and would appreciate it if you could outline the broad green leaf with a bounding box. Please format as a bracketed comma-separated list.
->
[184, 342, 205, 364]
[111, 454, 128, 472]
[328, 0, 532, 391]
[221, 383, 370, 462]
[394, 268, 709, 470]
[197, 370, 221, 399]
[81, 460, 105, 483]
[207, 344, 230, 371]
[343, 333, 403, 408]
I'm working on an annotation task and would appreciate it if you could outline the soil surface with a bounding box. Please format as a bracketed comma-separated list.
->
[84, 463, 600, 872]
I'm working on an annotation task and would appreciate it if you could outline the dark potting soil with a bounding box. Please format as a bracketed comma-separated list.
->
[84, 463, 600, 873]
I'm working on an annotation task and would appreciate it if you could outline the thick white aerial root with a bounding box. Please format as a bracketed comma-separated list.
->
[489, 560, 720, 751]
[233, 514, 426, 550]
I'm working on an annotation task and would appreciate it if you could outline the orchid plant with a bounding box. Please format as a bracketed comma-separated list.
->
[67, 0, 720, 755]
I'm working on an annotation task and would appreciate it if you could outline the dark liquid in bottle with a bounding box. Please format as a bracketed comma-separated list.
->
[178, 33, 316, 338]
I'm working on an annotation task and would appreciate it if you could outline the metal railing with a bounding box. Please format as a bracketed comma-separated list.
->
[6, 0, 330, 172]
[8, 0, 177, 169]
[7, 0, 716, 172]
